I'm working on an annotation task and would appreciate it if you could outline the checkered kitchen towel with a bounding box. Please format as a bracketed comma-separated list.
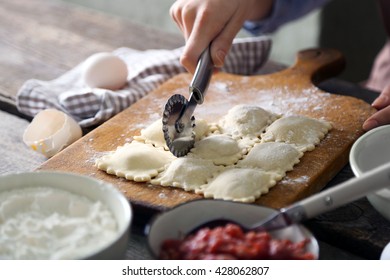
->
[17, 36, 271, 128]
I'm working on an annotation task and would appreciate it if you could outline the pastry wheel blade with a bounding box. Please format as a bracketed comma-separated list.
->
[162, 94, 195, 157]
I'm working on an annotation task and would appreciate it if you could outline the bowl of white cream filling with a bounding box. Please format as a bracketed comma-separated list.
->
[0, 171, 132, 260]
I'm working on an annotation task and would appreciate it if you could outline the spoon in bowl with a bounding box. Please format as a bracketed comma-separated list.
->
[191, 160, 390, 234]
[145, 162, 390, 258]
[146, 161, 390, 258]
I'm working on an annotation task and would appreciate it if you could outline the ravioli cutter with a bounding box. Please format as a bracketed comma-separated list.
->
[162, 46, 214, 157]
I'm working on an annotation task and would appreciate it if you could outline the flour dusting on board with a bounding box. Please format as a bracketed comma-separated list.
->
[255, 87, 333, 116]
[213, 82, 231, 92]
[282, 175, 310, 185]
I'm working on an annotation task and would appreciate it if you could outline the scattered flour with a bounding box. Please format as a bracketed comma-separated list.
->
[0, 187, 117, 260]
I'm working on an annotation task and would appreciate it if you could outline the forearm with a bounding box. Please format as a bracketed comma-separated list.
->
[246, 0, 274, 21]
[244, 0, 332, 34]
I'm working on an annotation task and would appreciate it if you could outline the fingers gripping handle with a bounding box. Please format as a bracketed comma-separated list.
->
[189, 46, 214, 105]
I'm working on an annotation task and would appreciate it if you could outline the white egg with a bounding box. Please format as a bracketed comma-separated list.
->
[82, 52, 128, 90]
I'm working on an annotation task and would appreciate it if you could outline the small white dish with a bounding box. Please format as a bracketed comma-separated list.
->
[350, 125, 390, 221]
[380, 243, 390, 260]
[0, 171, 132, 259]
[381, 242, 390, 260]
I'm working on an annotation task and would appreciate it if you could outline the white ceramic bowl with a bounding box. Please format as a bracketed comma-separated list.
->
[146, 200, 319, 259]
[380, 242, 390, 260]
[350, 125, 390, 221]
[0, 171, 132, 259]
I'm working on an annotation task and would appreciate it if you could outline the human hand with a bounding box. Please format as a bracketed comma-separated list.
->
[363, 85, 390, 131]
[170, 0, 274, 73]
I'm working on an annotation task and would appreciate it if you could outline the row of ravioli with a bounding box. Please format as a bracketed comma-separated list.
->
[95, 104, 332, 203]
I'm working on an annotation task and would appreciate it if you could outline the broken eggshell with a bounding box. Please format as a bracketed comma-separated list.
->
[23, 109, 82, 157]
[82, 52, 128, 90]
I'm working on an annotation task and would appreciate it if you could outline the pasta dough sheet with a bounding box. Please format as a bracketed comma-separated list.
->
[96, 104, 332, 203]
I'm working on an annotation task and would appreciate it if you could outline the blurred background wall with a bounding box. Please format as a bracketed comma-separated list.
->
[320, 0, 386, 83]
[62, 0, 386, 84]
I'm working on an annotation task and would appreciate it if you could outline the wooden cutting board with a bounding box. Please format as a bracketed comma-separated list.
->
[38, 48, 376, 215]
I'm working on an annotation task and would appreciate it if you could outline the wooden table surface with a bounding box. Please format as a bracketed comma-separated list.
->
[2, 0, 390, 260]
[0, 0, 183, 107]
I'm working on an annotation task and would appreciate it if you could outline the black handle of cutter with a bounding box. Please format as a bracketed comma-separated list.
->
[189, 45, 214, 105]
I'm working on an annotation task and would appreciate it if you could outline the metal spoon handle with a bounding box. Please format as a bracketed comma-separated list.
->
[283, 161, 390, 223]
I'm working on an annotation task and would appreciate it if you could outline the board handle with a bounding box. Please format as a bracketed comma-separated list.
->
[289, 48, 346, 85]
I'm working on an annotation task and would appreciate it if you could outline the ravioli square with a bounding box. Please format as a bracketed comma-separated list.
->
[96, 104, 332, 203]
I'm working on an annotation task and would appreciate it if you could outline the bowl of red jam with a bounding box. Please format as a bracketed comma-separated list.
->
[146, 200, 319, 260]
